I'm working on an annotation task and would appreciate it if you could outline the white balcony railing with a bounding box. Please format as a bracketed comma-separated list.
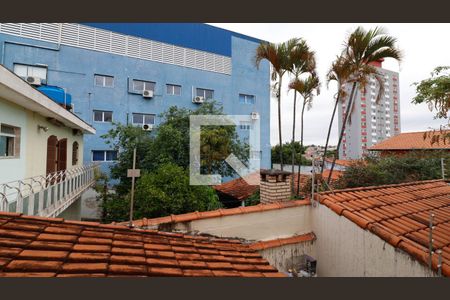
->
[0, 163, 99, 218]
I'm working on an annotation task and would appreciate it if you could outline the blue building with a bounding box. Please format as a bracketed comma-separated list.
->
[0, 23, 271, 180]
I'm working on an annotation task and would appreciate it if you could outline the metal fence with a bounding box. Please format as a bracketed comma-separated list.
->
[0, 163, 99, 218]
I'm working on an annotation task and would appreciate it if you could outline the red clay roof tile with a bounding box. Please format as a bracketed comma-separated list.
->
[316, 179, 450, 276]
[369, 130, 450, 151]
[0, 212, 283, 277]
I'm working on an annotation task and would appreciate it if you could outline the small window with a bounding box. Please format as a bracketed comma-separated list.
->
[132, 79, 155, 93]
[132, 113, 155, 126]
[72, 142, 79, 166]
[13, 63, 48, 82]
[94, 74, 114, 88]
[239, 94, 256, 104]
[166, 84, 181, 96]
[239, 121, 252, 130]
[93, 110, 113, 123]
[92, 150, 117, 162]
[196, 88, 214, 100]
[0, 124, 20, 158]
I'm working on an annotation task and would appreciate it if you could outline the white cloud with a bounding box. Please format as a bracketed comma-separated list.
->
[209, 23, 450, 145]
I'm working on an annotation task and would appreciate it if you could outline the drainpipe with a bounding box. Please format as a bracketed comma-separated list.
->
[428, 213, 434, 270]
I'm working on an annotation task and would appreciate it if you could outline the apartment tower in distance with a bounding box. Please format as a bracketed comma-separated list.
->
[338, 59, 400, 159]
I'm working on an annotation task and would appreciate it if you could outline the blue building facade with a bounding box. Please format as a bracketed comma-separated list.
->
[0, 23, 271, 180]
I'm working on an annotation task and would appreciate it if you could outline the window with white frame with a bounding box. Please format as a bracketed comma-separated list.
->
[132, 113, 155, 126]
[239, 94, 256, 104]
[132, 79, 155, 93]
[13, 63, 47, 82]
[166, 84, 181, 96]
[93, 110, 113, 122]
[196, 88, 214, 100]
[94, 74, 114, 88]
[0, 124, 20, 158]
[92, 150, 117, 162]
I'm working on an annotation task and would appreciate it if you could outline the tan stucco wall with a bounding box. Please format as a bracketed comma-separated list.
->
[172, 205, 312, 242]
[24, 110, 84, 178]
[311, 203, 437, 277]
[0, 98, 27, 183]
[259, 241, 317, 274]
[1, 97, 84, 183]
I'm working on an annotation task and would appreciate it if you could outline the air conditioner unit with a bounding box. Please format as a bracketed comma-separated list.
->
[251, 112, 259, 120]
[193, 96, 204, 104]
[142, 124, 153, 131]
[142, 90, 154, 98]
[25, 76, 42, 86]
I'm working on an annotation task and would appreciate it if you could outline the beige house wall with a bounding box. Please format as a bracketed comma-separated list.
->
[311, 203, 437, 277]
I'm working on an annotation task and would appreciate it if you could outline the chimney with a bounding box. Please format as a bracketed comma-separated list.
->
[260, 169, 292, 204]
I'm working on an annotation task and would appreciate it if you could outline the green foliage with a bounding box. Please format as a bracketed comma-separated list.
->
[271, 141, 311, 165]
[412, 66, 450, 120]
[133, 163, 221, 220]
[334, 153, 448, 189]
[244, 190, 260, 207]
[99, 101, 247, 221]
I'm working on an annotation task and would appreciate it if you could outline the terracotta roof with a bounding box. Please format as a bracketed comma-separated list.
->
[321, 169, 344, 181]
[213, 172, 260, 200]
[250, 233, 316, 251]
[0, 212, 285, 277]
[325, 158, 354, 167]
[126, 200, 311, 228]
[315, 179, 450, 276]
[369, 130, 450, 151]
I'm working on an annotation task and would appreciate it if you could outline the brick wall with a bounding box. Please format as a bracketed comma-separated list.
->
[260, 169, 292, 204]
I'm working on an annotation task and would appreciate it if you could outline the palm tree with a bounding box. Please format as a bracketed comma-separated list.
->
[287, 40, 317, 193]
[326, 26, 402, 184]
[289, 74, 320, 194]
[320, 55, 352, 174]
[255, 38, 303, 171]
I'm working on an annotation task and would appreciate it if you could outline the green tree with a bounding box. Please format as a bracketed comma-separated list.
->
[271, 142, 311, 166]
[255, 38, 303, 171]
[412, 66, 450, 144]
[289, 74, 320, 195]
[412, 66, 450, 120]
[334, 152, 447, 189]
[99, 101, 247, 220]
[287, 39, 317, 193]
[101, 163, 221, 222]
[327, 26, 402, 184]
[320, 55, 353, 173]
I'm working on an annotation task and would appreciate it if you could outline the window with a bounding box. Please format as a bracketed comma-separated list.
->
[166, 84, 181, 95]
[239, 94, 256, 104]
[239, 121, 252, 130]
[94, 74, 114, 88]
[0, 124, 20, 158]
[132, 79, 155, 93]
[132, 113, 155, 125]
[196, 88, 214, 100]
[13, 63, 47, 82]
[93, 110, 113, 122]
[72, 142, 79, 166]
[92, 150, 117, 162]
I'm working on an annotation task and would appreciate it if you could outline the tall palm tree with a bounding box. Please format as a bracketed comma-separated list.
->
[326, 26, 402, 184]
[255, 38, 303, 171]
[320, 55, 352, 174]
[287, 40, 317, 193]
[289, 74, 320, 194]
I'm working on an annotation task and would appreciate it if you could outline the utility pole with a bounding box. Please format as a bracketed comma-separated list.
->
[127, 148, 140, 228]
